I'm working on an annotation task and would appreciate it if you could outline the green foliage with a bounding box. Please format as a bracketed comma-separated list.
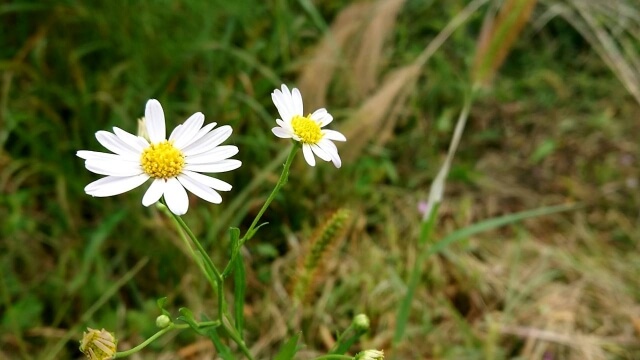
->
[273, 333, 302, 360]
[2, 0, 639, 359]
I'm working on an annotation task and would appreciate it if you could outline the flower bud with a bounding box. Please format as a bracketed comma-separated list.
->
[355, 349, 384, 360]
[156, 314, 171, 328]
[137, 117, 150, 142]
[79, 328, 117, 360]
[352, 313, 370, 332]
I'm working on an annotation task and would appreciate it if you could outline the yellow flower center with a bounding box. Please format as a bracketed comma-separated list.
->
[291, 115, 322, 144]
[140, 140, 185, 179]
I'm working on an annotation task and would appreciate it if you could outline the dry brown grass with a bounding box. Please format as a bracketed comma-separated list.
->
[472, 0, 538, 86]
[537, 0, 640, 105]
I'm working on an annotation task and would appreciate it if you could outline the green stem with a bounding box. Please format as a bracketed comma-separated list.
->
[163, 205, 216, 291]
[329, 323, 353, 353]
[223, 143, 300, 277]
[222, 318, 255, 360]
[170, 213, 226, 322]
[166, 209, 254, 359]
[114, 325, 177, 358]
[330, 323, 366, 355]
[393, 88, 477, 345]
[242, 142, 299, 244]
[114, 321, 219, 358]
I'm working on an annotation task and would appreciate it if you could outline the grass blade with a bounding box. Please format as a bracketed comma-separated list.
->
[44, 258, 149, 360]
[393, 203, 440, 344]
[273, 332, 301, 360]
[394, 203, 578, 344]
[427, 203, 579, 257]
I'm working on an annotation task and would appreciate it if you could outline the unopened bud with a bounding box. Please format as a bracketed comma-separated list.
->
[352, 314, 370, 332]
[355, 349, 384, 360]
[137, 117, 150, 142]
[156, 314, 171, 328]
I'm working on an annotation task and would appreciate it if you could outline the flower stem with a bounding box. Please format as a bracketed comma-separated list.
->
[222, 142, 300, 277]
[222, 317, 255, 360]
[113, 325, 177, 358]
[165, 208, 254, 359]
[170, 213, 226, 321]
[113, 320, 219, 358]
[394, 87, 477, 345]
[242, 142, 299, 244]
[163, 205, 217, 291]
[329, 323, 365, 355]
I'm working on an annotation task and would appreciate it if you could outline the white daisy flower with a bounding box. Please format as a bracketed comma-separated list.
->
[271, 84, 346, 168]
[77, 99, 241, 216]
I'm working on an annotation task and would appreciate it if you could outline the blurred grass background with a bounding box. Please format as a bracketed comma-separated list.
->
[1, 0, 639, 359]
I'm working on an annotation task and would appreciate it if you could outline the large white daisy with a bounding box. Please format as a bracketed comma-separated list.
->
[77, 99, 241, 215]
[271, 84, 346, 168]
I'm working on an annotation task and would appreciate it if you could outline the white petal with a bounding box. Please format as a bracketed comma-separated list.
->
[85, 159, 143, 176]
[322, 129, 346, 142]
[77, 150, 138, 162]
[85, 174, 149, 197]
[142, 178, 166, 207]
[291, 87, 304, 116]
[113, 127, 149, 151]
[318, 138, 337, 152]
[182, 170, 232, 191]
[179, 122, 217, 150]
[168, 124, 184, 143]
[145, 99, 166, 143]
[172, 112, 205, 149]
[310, 144, 331, 162]
[95, 131, 140, 157]
[272, 127, 293, 139]
[178, 174, 223, 204]
[280, 85, 294, 114]
[186, 145, 239, 164]
[272, 90, 292, 124]
[302, 144, 316, 167]
[331, 153, 342, 168]
[316, 139, 341, 168]
[276, 119, 293, 132]
[184, 159, 242, 173]
[311, 108, 333, 127]
[164, 177, 189, 215]
[317, 140, 342, 168]
[182, 125, 232, 156]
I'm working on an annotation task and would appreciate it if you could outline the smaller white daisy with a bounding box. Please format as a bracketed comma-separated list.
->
[77, 99, 241, 215]
[271, 84, 346, 168]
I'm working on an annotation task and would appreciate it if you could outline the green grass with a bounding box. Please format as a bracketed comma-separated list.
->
[1, 0, 639, 359]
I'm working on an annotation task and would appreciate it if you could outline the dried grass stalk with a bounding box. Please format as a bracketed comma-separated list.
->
[472, 0, 538, 87]
[297, 2, 372, 111]
[350, 0, 406, 99]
